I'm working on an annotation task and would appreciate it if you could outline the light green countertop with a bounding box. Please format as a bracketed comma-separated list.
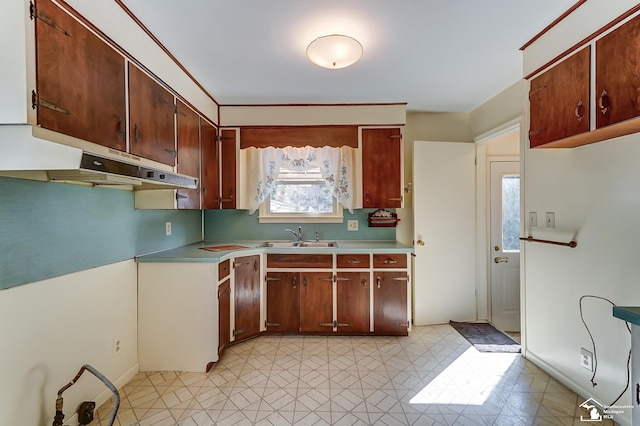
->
[136, 240, 414, 263]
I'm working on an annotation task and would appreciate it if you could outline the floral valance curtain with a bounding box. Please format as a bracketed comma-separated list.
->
[246, 146, 356, 214]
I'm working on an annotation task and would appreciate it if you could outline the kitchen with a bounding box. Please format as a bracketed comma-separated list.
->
[2, 0, 640, 425]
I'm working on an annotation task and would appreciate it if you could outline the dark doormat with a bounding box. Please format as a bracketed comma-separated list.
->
[449, 321, 521, 353]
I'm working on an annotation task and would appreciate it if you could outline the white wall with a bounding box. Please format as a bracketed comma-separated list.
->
[0, 261, 138, 426]
[521, 2, 640, 424]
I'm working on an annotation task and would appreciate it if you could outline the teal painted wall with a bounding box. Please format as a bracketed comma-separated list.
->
[0, 177, 202, 290]
[204, 209, 396, 241]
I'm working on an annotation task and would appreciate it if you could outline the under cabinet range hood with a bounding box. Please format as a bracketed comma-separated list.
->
[0, 125, 198, 189]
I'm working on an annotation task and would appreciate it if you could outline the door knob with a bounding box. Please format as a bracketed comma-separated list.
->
[494, 257, 508, 263]
[416, 240, 425, 246]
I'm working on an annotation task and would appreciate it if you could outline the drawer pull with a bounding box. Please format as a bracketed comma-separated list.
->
[346, 258, 361, 265]
[383, 258, 398, 264]
[318, 277, 334, 282]
[335, 277, 351, 282]
[266, 322, 280, 327]
[233, 328, 247, 336]
[393, 277, 409, 282]
[265, 277, 281, 281]
[234, 261, 250, 268]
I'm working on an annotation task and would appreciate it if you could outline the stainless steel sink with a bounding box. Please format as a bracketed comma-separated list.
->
[258, 241, 338, 248]
[298, 241, 338, 248]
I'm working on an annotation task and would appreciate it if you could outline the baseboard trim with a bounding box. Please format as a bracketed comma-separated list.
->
[525, 351, 630, 426]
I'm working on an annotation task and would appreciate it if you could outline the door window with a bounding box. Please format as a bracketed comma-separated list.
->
[502, 175, 520, 252]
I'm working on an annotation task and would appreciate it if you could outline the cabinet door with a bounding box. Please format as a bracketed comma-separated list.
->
[373, 272, 408, 335]
[218, 279, 231, 356]
[201, 121, 220, 209]
[596, 14, 640, 129]
[35, 0, 126, 150]
[220, 129, 237, 209]
[362, 128, 402, 208]
[128, 64, 176, 165]
[529, 47, 590, 148]
[234, 255, 261, 341]
[300, 272, 334, 332]
[266, 272, 300, 332]
[176, 100, 201, 209]
[336, 272, 370, 334]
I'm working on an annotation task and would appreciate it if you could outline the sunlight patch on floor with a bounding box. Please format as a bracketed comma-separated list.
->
[409, 347, 518, 406]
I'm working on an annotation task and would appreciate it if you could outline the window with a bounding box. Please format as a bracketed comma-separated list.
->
[259, 166, 343, 223]
[502, 175, 520, 252]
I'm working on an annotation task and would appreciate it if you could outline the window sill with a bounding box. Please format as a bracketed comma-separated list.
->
[258, 215, 344, 224]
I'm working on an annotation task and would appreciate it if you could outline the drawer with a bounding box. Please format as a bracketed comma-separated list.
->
[218, 259, 231, 280]
[336, 254, 370, 268]
[373, 253, 407, 269]
[267, 253, 333, 268]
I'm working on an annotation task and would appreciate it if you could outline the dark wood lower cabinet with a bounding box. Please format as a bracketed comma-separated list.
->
[336, 272, 370, 334]
[218, 279, 230, 356]
[234, 255, 261, 342]
[266, 272, 300, 332]
[300, 272, 334, 333]
[373, 271, 408, 336]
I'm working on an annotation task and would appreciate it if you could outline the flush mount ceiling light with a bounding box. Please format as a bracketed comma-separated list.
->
[306, 34, 363, 69]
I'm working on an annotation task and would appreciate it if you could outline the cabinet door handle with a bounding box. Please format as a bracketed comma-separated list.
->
[335, 276, 351, 282]
[599, 89, 609, 115]
[393, 277, 409, 282]
[376, 276, 381, 288]
[117, 116, 125, 139]
[302, 276, 307, 289]
[265, 276, 281, 281]
[383, 258, 398, 264]
[165, 149, 177, 157]
[254, 259, 259, 272]
[574, 100, 584, 122]
[318, 276, 333, 282]
[365, 191, 371, 203]
[292, 275, 297, 289]
[134, 123, 141, 143]
[362, 277, 368, 288]
[346, 258, 360, 265]
[388, 197, 403, 202]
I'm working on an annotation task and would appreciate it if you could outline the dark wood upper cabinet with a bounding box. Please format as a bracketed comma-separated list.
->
[596, 14, 640, 129]
[234, 255, 261, 342]
[220, 129, 237, 209]
[266, 272, 300, 333]
[128, 63, 176, 166]
[201, 121, 219, 209]
[201, 127, 236, 209]
[34, 0, 126, 151]
[336, 272, 370, 334]
[373, 271, 408, 336]
[176, 100, 201, 209]
[529, 46, 591, 148]
[362, 128, 403, 208]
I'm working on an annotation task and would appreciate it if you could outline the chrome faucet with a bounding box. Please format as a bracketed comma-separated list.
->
[284, 226, 303, 242]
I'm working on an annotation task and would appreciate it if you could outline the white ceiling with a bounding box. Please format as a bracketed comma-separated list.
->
[119, 0, 576, 113]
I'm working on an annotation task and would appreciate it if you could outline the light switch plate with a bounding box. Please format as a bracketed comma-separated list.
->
[529, 212, 537, 228]
[545, 212, 555, 229]
[347, 220, 358, 231]
[165, 222, 172, 236]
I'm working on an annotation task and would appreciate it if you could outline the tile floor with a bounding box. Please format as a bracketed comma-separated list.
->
[90, 325, 618, 425]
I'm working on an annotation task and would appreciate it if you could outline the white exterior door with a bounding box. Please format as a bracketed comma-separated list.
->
[490, 161, 521, 332]
[413, 141, 476, 325]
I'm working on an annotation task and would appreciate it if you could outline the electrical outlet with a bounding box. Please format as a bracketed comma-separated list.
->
[347, 220, 359, 231]
[545, 212, 555, 229]
[165, 222, 172, 236]
[529, 212, 538, 228]
[580, 347, 593, 371]
[113, 338, 121, 357]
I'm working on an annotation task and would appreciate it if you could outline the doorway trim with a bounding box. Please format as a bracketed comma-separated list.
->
[473, 117, 524, 324]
